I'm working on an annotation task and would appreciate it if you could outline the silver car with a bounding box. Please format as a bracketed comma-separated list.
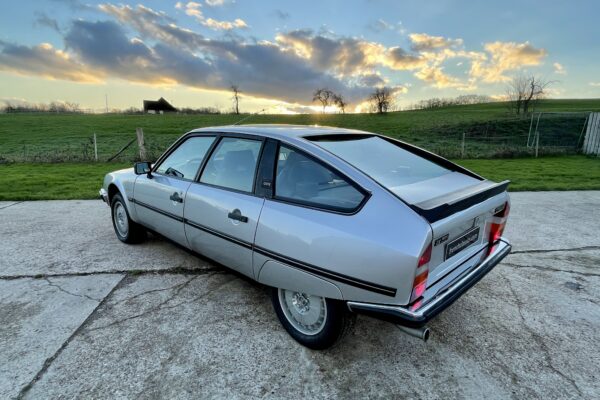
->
[100, 124, 511, 349]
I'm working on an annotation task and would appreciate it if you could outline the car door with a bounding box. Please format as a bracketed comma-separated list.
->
[133, 135, 217, 246]
[252, 143, 371, 285]
[184, 135, 265, 278]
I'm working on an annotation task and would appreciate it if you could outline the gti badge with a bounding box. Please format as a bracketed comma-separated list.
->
[434, 234, 449, 246]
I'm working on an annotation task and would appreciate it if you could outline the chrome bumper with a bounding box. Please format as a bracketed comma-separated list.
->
[347, 238, 512, 328]
[99, 188, 108, 204]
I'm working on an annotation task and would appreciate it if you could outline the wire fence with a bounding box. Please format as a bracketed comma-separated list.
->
[0, 112, 596, 163]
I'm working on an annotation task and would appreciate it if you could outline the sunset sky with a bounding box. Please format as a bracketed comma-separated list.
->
[1, 0, 599, 113]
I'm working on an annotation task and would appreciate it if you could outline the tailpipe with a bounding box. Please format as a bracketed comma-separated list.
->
[397, 325, 430, 342]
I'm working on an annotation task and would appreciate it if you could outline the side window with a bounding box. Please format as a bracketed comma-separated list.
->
[200, 137, 262, 192]
[275, 145, 365, 212]
[155, 136, 216, 180]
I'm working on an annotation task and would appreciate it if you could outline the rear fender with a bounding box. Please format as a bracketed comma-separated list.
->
[257, 260, 344, 300]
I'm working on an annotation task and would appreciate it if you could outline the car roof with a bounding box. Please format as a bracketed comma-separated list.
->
[189, 124, 371, 140]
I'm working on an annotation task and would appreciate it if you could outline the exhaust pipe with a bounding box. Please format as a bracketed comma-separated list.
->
[397, 325, 431, 342]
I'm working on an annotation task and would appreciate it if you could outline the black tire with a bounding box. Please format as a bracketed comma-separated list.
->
[110, 193, 146, 244]
[271, 288, 355, 350]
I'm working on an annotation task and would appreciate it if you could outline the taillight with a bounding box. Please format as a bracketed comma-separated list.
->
[410, 242, 431, 303]
[488, 201, 510, 254]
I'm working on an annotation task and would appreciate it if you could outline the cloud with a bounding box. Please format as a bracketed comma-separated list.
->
[202, 18, 248, 30]
[410, 33, 463, 51]
[553, 62, 566, 75]
[177, 1, 203, 21]
[470, 41, 547, 82]
[366, 19, 393, 33]
[21, 18, 370, 104]
[590, 82, 600, 87]
[275, 29, 425, 76]
[205, 0, 225, 6]
[273, 9, 290, 20]
[0, 41, 101, 83]
[414, 65, 475, 90]
[34, 12, 61, 33]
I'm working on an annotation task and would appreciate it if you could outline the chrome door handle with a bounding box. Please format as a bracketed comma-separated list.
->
[228, 209, 248, 223]
[170, 192, 183, 203]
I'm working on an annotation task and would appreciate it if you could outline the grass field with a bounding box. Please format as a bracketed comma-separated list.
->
[1, 99, 599, 162]
[1, 155, 598, 201]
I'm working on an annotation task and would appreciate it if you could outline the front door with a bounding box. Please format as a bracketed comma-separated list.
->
[184, 136, 264, 278]
[133, 135, 217, 246]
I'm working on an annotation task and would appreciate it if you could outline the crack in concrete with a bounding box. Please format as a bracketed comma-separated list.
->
[43, 277, 103, 302]
[16, 275, 128, 400]
[0, 201, 23, 210]
[0, 265, 226, 281]
[499, 272, 583, 397]
[86, 274, 236, 332]
[503, 262, 600, 278]
[510, 245, 600, 255]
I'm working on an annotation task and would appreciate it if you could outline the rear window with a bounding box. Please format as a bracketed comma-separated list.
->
[308, 135, 450, 189]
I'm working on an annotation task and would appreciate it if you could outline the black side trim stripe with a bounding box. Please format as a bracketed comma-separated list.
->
[131, 198, 184, 222]
[184, 219, 253, 250]
[254, 246, 397, 297]
[131, 197, 396, 297]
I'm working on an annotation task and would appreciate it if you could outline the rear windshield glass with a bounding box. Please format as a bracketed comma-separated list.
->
[309, 135, 450, 188]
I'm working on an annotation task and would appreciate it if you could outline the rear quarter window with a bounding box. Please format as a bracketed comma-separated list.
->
[275, 145, 365, 212]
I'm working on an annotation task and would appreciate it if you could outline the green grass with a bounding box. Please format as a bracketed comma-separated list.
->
[1, 156, 598, 201]
[0, 162, 129, 200]
[1, 99, 599, 161]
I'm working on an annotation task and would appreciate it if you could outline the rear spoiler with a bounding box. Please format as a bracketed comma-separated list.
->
[409, 180, 510, 223]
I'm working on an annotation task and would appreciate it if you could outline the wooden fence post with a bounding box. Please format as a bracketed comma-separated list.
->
[136, 128, 147, 160]
[93, 133, 98, 161]
[461, 132, 466, 159]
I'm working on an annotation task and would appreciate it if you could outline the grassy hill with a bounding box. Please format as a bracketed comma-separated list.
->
[1, 99, 599, 162]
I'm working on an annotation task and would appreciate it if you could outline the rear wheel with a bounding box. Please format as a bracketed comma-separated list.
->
[271, 288, 354, 350]
[111, 193, 145, 244]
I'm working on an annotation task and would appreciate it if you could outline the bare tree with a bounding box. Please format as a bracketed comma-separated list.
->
[313, 88, 334, 113]
[230, 84, 240, 114]
[368, 87, 393, 114]
[506, 74, 553, 115]
[332, 93, 348, 114]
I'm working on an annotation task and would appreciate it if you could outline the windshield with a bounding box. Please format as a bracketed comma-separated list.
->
[310, 135, 451, 189]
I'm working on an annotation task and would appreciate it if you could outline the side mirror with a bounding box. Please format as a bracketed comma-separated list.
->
[134, 161, 152, 177]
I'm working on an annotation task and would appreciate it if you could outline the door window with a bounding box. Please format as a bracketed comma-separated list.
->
[275, 145, 365, 212]
[200, 137, 262, 192]
[155, 136, 216, 180]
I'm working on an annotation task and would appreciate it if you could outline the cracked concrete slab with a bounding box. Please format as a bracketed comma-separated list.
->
[0, 274, 123, 399]
[505, 191, 600, 251]
[0, 201, 21, 210]
[1, 192, 599, 398]
[0, 200, 213, 277]
[24, 259, 600, 399]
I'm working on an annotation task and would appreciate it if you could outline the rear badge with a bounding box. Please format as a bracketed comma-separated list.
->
[434, 234, 449, 247]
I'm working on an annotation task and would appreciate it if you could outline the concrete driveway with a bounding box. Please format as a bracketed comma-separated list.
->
[1, 192, 599, 399]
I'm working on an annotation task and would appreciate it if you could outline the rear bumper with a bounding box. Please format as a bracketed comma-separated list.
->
[347, 238, 511, 328]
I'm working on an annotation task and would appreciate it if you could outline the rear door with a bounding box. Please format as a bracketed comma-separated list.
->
[184, 135, 265, 278]
[133, 135, 216, 246]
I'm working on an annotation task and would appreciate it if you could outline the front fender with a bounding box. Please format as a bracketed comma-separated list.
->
[102, 168, 139, 222]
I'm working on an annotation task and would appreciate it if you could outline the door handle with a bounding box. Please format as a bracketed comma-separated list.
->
[228, 209, 248, 223]
[170, 192, 183, 203]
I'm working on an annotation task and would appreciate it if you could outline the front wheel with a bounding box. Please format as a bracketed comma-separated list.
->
[111, 193, 146, 244]
[271, 288, 355, 350]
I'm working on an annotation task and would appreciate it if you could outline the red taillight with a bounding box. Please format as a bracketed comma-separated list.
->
[410, 242, 431, 303]
[488, 201, 510, 254]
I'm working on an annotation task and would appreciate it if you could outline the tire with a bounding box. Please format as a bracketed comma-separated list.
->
[271, 288, 355, 350]
[110, 193, 146, 244]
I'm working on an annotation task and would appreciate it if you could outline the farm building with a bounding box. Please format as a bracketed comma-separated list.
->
[143, 97, 177, 114]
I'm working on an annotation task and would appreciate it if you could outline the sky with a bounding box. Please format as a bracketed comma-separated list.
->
[0, 0, 599, 113]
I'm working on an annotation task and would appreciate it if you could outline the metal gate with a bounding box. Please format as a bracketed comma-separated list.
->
[583, 112, 600, 156]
